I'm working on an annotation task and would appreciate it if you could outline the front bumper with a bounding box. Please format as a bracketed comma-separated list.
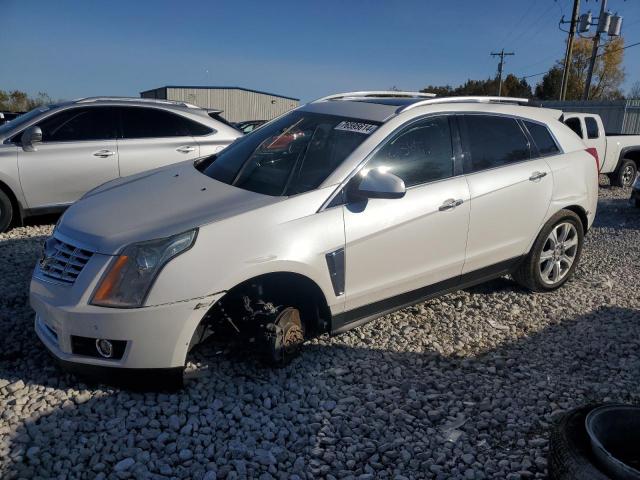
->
[32, 277, 223, 371]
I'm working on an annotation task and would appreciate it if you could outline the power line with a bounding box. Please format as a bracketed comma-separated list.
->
[517, 39, 639, 80]
[509, 1, 559, 49]
[497, 0, 539, 49]
[596, 40, 640, 56]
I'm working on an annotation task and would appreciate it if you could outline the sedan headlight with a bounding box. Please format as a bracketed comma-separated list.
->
[91, 229, 197, 308]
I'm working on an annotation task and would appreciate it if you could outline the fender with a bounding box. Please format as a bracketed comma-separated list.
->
[614, 146, 640, 172]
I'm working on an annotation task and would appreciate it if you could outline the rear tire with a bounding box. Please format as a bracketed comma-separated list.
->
[611, 159, 637, 187]
[0, 189, 13, 233]
[513, 209, 584, 292]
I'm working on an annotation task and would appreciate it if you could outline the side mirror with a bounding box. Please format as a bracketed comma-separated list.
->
[21, 126, 43, 152]
[349, 168, 406, 200]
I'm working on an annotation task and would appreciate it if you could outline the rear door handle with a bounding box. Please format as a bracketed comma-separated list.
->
[529, 171, 548, 181]
[439, 198, 464, 211]
[176, 145, 196, 154]
[93, 150, 115, 158]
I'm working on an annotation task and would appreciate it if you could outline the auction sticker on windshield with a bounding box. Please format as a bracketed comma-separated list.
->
[334, 121, 378, 135]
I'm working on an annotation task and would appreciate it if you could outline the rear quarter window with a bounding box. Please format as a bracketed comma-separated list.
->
[524, 121, 560, 156]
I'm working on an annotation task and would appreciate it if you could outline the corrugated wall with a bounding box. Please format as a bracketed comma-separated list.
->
[622, 99, 640, 135]
[165, 88, 299, 122]
[542, 100, 640, 134]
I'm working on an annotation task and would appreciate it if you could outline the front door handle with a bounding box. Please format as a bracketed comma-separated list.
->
[93, 150, 115, 158]
[176, 145, 196, 154]
[439, 198, 464, 211]
[529, 171, 548, 181]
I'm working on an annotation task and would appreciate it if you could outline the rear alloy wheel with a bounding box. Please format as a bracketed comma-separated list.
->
[539, 222, 580, 286]
[0, 190, 13, 233]
[613, 159, 637, 188]
[513, 210, 584, 292]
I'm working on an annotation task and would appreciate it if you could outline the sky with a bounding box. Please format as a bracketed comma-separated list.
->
[1, 0, 639, 103]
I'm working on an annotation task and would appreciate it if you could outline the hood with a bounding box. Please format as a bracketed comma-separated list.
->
[57, 161, 281, 254]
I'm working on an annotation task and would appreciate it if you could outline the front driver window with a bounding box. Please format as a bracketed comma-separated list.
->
[37, 107, 117, 142]
[364, 116, 454, 187]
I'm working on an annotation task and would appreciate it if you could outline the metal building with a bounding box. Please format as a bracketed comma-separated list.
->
[541, 99, 640, 135]
[140, 86, 299, 123]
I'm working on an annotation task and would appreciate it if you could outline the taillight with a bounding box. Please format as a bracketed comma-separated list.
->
[585, 147, 600, 172]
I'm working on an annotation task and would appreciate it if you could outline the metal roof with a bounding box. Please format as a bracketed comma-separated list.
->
[140, 85, 300, 102]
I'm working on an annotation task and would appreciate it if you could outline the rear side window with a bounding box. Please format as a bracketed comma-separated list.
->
[524, 121, 560, 156]
[37, 107, 116, 142]
[119, 107, 212, 138]
[461, 115, 530, 173]
[365, 116, 454, 187]
[564, 117, 584, 138]
[585, 117, 600, 139]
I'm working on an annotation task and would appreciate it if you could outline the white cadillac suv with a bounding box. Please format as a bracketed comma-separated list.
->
[0, 97, 241, 232]
[30, 92, 599, 387]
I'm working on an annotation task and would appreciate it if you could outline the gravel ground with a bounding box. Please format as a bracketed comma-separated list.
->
[1, 181, 639, 480]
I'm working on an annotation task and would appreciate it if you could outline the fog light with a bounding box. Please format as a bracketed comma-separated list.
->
[95, 339, 113, 358]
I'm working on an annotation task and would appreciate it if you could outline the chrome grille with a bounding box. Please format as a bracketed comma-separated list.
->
[39, 237, 93, 285]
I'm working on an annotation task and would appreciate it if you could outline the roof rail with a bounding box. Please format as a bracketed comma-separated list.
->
[398, 96, 530, 113]
[75, 97, 200, 108]
[314, 91, 436, 102]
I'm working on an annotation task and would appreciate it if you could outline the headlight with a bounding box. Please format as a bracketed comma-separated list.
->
[91, 229, 197, 308]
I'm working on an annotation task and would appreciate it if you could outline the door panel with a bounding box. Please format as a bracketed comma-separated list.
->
[18, 107, 119, 208]
[343, 177, 470, 311]
[459, 114, 553, 274]
[462, 159, 552, 273]
[116, 106, 200, 177]
[582, 116, 606, 165]
[19, 141, 119, 208]
[116, 137, 199, 177]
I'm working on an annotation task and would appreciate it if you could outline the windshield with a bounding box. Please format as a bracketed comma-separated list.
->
[201, 111, 380, 196]
[0, 105, 52, 136]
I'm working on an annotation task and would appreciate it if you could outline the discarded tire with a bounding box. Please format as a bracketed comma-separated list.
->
[586, 405, 640, 480]
[548, 404, 610, 480]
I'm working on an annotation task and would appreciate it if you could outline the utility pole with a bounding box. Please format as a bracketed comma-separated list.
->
[583, 0, 607, 100]
[559, 0, 580, 100]
[491, 49, 515, 97]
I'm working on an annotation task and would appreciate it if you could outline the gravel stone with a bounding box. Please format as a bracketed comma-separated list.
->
[1, 183, 639, 479]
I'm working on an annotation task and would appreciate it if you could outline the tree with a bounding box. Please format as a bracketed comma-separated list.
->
[628, 81, 640, 99]
[535, 67, 563, 100]
[421, 74, 532, 98]
[535, 37, 625, 100]
[0, 90, 54, 112]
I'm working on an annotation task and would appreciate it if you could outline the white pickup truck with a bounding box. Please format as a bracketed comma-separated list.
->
[562, 112, 640, 187]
